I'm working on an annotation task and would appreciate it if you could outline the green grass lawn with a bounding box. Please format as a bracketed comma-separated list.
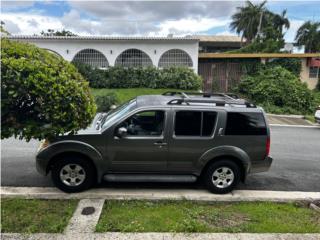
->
[96, 200, 320, 233]
[91, 88, 192, 104]
[1, 199, 78, 233]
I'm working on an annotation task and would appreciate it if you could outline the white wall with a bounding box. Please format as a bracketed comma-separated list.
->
[15, 38, 199, 72]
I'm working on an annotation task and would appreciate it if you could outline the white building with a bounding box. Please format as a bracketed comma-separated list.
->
[9, 35, 199, 72]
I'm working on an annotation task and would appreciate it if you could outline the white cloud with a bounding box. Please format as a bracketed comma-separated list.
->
[150, 18, 230, 36]
[283, 19, 304, 42]
[1, 12, 63, 35]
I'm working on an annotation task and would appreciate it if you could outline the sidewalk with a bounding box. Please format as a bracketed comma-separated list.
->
[2, 232, 320, 240]
[2, 187, 320, 240]
[267, 114, 314, 126]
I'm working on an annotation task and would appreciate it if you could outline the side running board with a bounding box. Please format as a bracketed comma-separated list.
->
[104, 174, 197, 183]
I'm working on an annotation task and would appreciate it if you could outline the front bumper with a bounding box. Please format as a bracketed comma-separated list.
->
[250, 156, 273, 173]
[315, 117, 320, 124]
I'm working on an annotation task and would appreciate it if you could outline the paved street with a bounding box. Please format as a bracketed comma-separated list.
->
[1, 126, 320, 191]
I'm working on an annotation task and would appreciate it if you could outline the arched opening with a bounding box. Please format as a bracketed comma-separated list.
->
[43, 48, 63, 58]
[158, 49, 193, 68]
[72, 49, 109, 69]
[115, 49, 153, 67]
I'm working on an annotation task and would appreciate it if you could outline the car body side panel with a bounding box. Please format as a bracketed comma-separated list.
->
[36, 140, 106, 182]
[196, 145, 251, 175]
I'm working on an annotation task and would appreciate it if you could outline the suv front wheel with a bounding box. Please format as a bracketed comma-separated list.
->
[204, 160, 241, 194]
[51, 156, 95, 193]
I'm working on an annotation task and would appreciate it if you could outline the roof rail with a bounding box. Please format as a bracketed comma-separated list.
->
[167, 97, 256, 108]
[162, 91, 239, 99]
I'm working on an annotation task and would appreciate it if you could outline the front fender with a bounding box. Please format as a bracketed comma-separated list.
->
[197, 145, 251, 176]
[37, 140, 105, 182]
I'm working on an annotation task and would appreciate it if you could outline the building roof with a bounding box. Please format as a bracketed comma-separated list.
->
[199, 53, 320, 58]
[8, 35, 199, 41]
[194, 35, 242, 43]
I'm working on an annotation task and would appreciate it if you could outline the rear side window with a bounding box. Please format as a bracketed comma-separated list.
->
[225, 112, 267, 135]
[175, 111, 217, 137]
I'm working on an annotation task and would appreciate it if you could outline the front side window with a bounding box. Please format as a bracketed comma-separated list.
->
[118, 110, 165, 136]
[225, 112, 267, 135]
[174, 111, 217, 137]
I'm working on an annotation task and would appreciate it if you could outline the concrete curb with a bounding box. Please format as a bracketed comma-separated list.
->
[2, 187, 320, 202]
[270, 124, 319, 128]
[2, 233, 320, 240]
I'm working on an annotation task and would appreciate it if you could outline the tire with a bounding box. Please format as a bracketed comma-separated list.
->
[51, 156, 95, 193]
[203, 160, 241, 194]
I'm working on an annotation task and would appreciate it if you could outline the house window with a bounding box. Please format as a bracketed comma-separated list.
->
[309, 67, 319, 78]
[72, 49, 109, 69]
[158, 49, 193, 68]
[115, 49, 153, 68]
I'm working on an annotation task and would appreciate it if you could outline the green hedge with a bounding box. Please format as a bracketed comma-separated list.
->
[237, 66, 316, 114]
[73, 62, 202, 90]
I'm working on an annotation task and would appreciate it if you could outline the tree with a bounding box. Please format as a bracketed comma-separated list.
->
[295, 21, 320, 53]
[270, 10, 290, 35]
[40, 29, 77, 36]
[1, 39, 96, 141]
[230, 0, 268, 43]
[230, 1, 289, 53]
[0, 21, 10, 35]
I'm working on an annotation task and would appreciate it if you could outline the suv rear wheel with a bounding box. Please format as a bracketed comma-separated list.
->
[51, 156, 95, 193]
[204, 159, 241, 194]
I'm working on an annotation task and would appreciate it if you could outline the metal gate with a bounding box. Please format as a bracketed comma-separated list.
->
[199, 61, 245, 92]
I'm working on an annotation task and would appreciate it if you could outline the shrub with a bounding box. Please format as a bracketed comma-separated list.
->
[95, 93, 117, 112]
[266, 58, 301, 77]
[237, 66, 316, 114]
[1, 39, 96, 141]
[73, 64, 202, 90]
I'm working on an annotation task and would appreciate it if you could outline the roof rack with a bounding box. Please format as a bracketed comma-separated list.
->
[163, 91, 255, 108]
[162, 91, 239, 100]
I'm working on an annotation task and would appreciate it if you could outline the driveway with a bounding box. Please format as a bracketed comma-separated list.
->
[1, 126, 320, 191]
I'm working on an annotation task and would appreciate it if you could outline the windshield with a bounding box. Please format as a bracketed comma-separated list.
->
[101, 99, 136, 130]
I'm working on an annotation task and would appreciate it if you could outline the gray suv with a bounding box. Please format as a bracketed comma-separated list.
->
[36, 92, 273, 194]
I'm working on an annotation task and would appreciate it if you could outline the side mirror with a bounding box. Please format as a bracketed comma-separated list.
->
[116, 127, 127, 138]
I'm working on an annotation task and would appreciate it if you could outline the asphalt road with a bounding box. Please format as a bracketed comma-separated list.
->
[1, 126, 320, 191]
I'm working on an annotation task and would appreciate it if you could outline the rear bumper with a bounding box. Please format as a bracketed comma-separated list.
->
[250, 156, 273, 173]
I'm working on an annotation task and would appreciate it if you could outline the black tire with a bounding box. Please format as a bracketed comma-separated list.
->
[51, 156, 95, 193]
[203, 160, 241, 194]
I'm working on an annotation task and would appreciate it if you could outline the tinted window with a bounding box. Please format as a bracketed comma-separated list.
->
[175, 111, 201, 136]
[225, 112, 267, 135]
[119, 110, 165, 136]
[202, 112, 217, 136]
[175, 111, 217, 137]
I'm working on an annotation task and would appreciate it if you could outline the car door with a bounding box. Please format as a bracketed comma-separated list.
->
[167, 109, 219, 173]
[107, 109, 169, 172]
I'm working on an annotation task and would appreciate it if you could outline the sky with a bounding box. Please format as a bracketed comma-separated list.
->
[1, 0, 320, 42]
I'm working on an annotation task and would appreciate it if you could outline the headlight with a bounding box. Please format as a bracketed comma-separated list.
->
[38, 139, 50, 152]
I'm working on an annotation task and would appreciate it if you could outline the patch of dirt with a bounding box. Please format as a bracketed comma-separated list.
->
[198, 212, 251, 228]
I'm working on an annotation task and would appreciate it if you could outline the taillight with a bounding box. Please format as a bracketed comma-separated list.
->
[266, 136, 270, 157]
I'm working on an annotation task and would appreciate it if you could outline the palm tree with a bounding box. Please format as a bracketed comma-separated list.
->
[295, 21, 320, 53]
[230, 0, 267, 44]
[270, 10, 290, 35]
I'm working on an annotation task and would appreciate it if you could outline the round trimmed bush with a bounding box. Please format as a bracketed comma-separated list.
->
[1, 39, 96, 141]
